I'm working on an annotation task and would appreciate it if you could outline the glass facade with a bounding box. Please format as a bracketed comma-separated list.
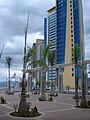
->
[73, 0, 80, 46]
[44, 0, 83, 88]
[56, 0, 67, 64]
[73, 0, 81, 78]
[47, 8, 56, 80]
[48, 12, 56, 50]
[44, 18, 47, 46]
[56, 0, 82, 78]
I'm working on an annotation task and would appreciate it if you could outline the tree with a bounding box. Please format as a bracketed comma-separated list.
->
[26, 47, 37, 92]
[18, 13, 29, 112]
[26, 47, 36, 68]
[72, 44, 80, 100]
[80, 63, 88, 108]
[73, 44, 88, 108]
[5, 56, 13, 94]
[38, 40, 55, 101]
[48, 50, 56, 95]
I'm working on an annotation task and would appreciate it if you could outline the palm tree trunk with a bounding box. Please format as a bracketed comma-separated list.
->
[75, 65, 78, 99]
[18, 46, 28, 112]
[8, 67, 11, 94]
[50, 67, 54, 95]
[28, 73, 32, 92]
[80, 66, 88, 108]
[40, 72, 46, 101]
[18, 73, 28, 112]
[35, 77, 37, 93]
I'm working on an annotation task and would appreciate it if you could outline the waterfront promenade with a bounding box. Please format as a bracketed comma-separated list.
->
[0, 92, 90, 120]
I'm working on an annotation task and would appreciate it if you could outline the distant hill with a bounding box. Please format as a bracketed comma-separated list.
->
[0, 81, 18, 89]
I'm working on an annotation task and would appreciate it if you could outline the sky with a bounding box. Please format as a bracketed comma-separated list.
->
[0, 0, 90, 81]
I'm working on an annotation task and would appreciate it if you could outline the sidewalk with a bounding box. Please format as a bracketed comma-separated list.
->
[0, 93, 90, 120]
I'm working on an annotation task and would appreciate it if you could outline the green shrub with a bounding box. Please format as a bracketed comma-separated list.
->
[48, 97, 53, 101]
[0, 96, 6, 104]
[34, 92, 38, 94]
[39, 98, 42, 101]
[87, 101, 90, 107]
[12, 92, 14, 95]
[19, 108, 28, 117]
[34, 106, 38, 113]
[13, 104, 18, 112]
[31, 106, 38, 114]
[27, 102, 32, 111]
[26, 94, 30, 97]
[50, 93, 54, 96]
[55, 93, 58, 97]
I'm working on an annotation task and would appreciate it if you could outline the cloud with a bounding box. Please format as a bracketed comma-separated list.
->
[0, 31, 44, 81]
[0, 0, 54, 43]
[0, 0, 90, 81]
[83, 0, 90, 60]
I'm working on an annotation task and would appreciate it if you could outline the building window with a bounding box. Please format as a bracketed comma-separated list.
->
[72, 73, 74, 77]
[71, 13, 72, 16]
[72, 68, 74, 71]
[71, 34, 73, 37]
[71, 30, 73, 33]
[70, 9, 72, 12]
[71, 21, 73, 24]
[71, 25, 73, 28]
[71, 43, 73, 47]
[70, 5, 72, 8]
[71, 39, 73, 42]
[70, 0, 72, 4]
[71, 17, 72, 20]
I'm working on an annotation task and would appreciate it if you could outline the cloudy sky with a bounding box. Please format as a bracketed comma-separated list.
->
[0, 0, 90, 81]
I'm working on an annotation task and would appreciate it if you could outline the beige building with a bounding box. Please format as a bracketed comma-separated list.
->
[28, 39, 44, 91]
[56, 0, 84, 91]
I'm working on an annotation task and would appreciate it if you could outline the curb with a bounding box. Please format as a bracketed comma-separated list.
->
[6, 111, 45, 120]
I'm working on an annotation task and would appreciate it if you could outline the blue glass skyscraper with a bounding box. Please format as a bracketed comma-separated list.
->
[56, 0, 84, 89]
[44, 0, 84, 90]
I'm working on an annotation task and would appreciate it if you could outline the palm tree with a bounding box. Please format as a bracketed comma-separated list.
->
[48, 50, 56, 95]
[26, 47, 36, 68]
[39, 40, 55, 101]
[80, 63, 88, 108]
[73, 44, 88, 107]
[5, 56, 13, 95]
[72, 44, 80, 100]
[26, 47, 37, 92]
[18, 13, 29, 112]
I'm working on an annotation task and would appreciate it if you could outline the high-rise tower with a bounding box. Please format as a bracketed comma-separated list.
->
[44, 0, 84, 91]
[56, 0, 84, 89]
[47, 7, 56, 81]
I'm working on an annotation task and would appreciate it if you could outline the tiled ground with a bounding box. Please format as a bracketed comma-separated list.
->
[0, 92, 90, 120]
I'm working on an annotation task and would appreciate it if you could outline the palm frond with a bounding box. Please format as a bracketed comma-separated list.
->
[48, 50, 56, 67]
[26, 47, 35, 64]
[42, 40, 56, 61]
[5, 56, 13, 68]
[72, 44, 80, 65]
[0, 44, 5, 59]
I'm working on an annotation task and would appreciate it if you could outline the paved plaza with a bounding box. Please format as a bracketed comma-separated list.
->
[0, 92, 90, 120]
